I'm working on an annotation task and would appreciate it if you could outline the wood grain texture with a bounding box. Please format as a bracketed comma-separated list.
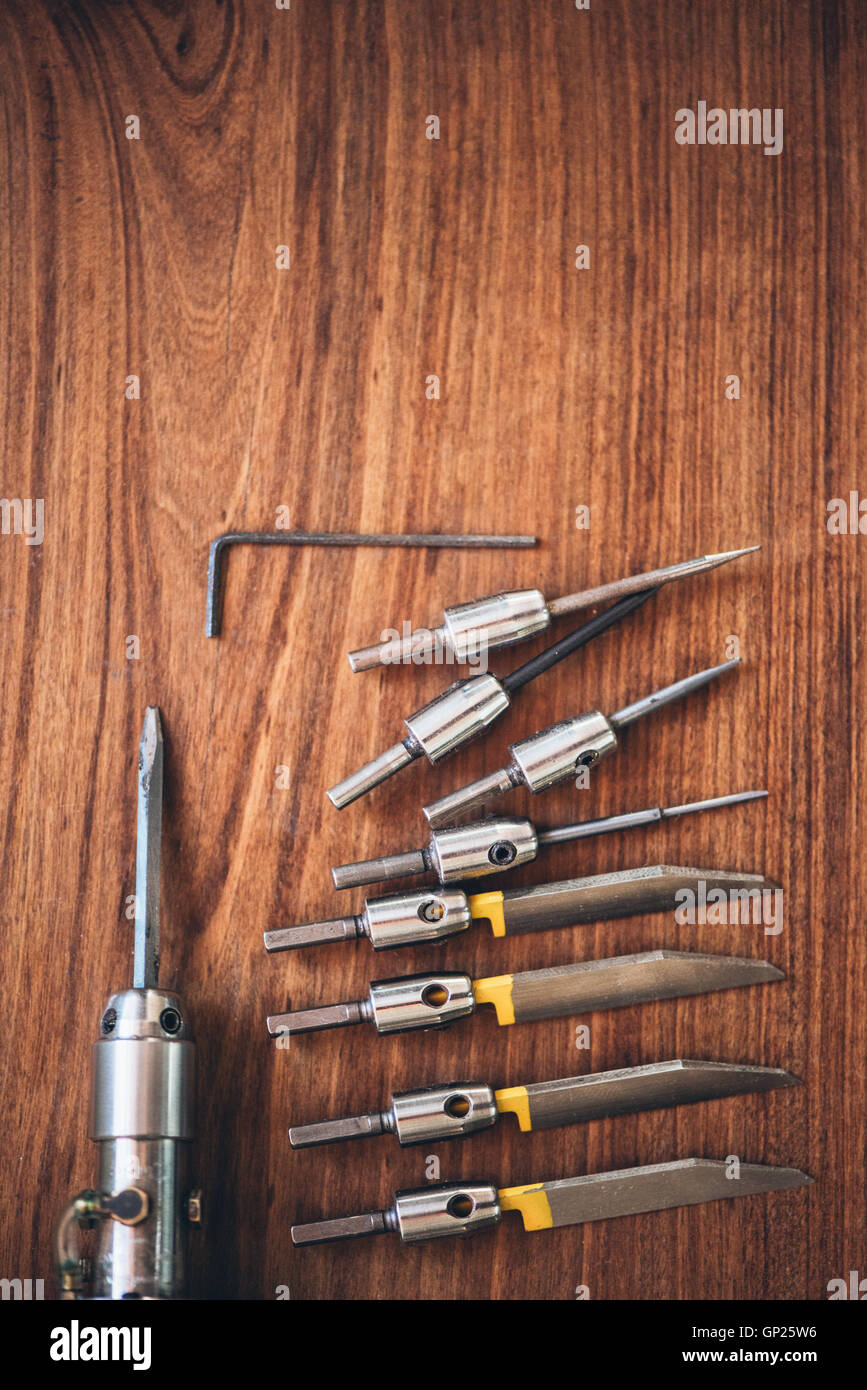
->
[1, 0, 864, 1301]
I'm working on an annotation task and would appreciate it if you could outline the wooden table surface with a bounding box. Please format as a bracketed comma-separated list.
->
[1, 0, 863, 1302]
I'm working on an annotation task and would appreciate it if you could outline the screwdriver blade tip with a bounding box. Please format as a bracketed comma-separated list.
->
[140, 705, 164, 745]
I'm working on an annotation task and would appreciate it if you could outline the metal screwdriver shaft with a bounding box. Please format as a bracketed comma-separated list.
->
[134, 708, 164, 990]
[347, 546, 760, 671]
[423, 658, 741, 828]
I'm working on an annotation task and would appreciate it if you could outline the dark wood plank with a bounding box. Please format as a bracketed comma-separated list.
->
[0, 0, 863, 1301]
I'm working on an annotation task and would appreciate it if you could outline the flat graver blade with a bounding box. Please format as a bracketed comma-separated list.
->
[134, 707, 164, 990]
[504, 950, 783, 1024]
[496, 866, 778, 936]
[516, 1060, 799, 1129]
[501, 1159, 812, 1230]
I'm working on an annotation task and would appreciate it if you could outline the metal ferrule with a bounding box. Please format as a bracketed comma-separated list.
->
[364, 888, 471, 950]
[442, 589, 550, 660]
[403, 673, 510, 763]
[390, 1083, 498, 1144]
[368, 973, 476, 1033]
[88, 988, 195, 1300]
[511, 710, 618, 792]
[428, 817, 539, 882]
[90, 989, 195, 1141]
[390, 1183, 502, 1242]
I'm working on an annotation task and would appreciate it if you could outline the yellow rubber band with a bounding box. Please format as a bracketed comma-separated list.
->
[469, 890, 507, 937]
[498, 1182, 554, 1231]
[472, 973, 515, 1026]
[495, 1085, 532, 1131]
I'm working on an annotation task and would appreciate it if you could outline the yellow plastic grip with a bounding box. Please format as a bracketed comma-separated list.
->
[469, 890, 506, 937]
[495, 1085, 532, 1131]
[471, 973, 516, 1025]
[498, 1182, 554, 1231]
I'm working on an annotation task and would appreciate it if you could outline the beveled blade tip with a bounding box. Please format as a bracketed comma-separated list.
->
[667, 1058, 800, 1085]
[668, 1157, 813, 1190]
[706, 545, 762, 564]
[651, 948, 785, 981]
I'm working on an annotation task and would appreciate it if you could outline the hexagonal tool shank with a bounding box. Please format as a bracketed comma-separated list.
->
[205, 529, 537, 637]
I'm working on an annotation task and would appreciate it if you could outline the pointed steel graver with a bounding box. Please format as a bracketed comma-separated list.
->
[287, 1059, 800, 1148]
[329, 590, 656, 809]
[331, 788, 767, 891]
[266, 861, 775, 955]
[290, 1158, 811, 1245]
[347, 546, 761, 671]
[134, 708, 164, 990]
[424, 659, 741, 826]
[266, 949, 784, 1039]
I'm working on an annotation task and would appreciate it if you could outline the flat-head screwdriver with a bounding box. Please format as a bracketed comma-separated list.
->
[288, 1059, 799, 1149]
[55, 710, 199, 1301]
[330, 788, 766, 891]
[266, 856, 772, 956]
[266, 948, 783, 1041]
[423, 658, 741, 827]
[291, 1158, 810, 1246]
[347, 546, 760, 672]
[328, 589, 656, 808]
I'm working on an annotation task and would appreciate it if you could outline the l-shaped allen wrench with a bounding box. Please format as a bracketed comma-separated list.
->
[205, 530, 538, 637]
